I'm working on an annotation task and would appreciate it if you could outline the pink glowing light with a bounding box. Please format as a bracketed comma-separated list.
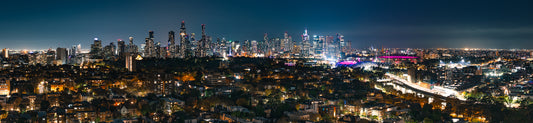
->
[338, 61, 357, 65]
[379, 56, 418, 59]
[285, 63, 295, 66]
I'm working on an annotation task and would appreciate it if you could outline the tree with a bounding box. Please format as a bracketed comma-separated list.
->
[423, 117, 433, 123]
[40, 100, 50, 111]
[236, 98, 248, 107]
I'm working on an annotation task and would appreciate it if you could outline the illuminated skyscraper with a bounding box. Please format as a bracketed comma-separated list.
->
[282, 32, 292, 53]
[125, 53, 135, 72]
[325, 36, 336, 59]
[336, 33, 344, 58]
[1, 48, 8, 58]
[319, 36, 325, 57]
[272, 38, 280, 55]
[127, 37, 138, 54]
[144, 31, 156, 57]
[197, 24, 208, 57]
[69, 45, 77, 64]
[56, 47, 67, 64]
[168, 31, 176, 58]
[313, 35, 323, 58]
[219, 38, 227, 57]
[263, 33, 270, 56]
[251, 40, 258, 56]
[103, 42, 116, 59]
[207, 36, 213, 56]
[90, 38, 103, 59]
[179, 21, 192, 58]
[301, 28, 310, 58]
[190, 33, 196, 56]
[117, 39, 126, 57]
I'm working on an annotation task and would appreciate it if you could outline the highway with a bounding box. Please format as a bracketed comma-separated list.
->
[385, 73, 466, 101]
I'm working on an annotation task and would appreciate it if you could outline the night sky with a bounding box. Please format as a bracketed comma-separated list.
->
[1, 0, 532, 50]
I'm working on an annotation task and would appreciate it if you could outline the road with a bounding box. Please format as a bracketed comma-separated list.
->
[385, 73, 466, 101]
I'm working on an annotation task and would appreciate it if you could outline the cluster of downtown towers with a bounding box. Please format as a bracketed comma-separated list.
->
[88, 21, 351, 60]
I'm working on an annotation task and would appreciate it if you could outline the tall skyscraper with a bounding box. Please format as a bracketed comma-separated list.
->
[190, 33, 196, 56]
[127, 37, 138, 54]
[313, 35, 323, 58]
[144, 31, 156, 57]
[251, 40, 258, 56]
[325, 36, 336, 59]
[56, 47, 67, 64]
[263, 33, 270, 56]
[273, 38, 280, 55]
[117, 39, 126, 57]
[207, 36, 213, 56]
[282, 32, 292, 53]
[336, 33, 344, 58]
[319, 36, 325, 57]
[301, 28, 310, 58]
[69, 45, 78, 64]
[125, 53, 135, 72]
[179, 21, 192, 58]
[221, 38, 228, 57]
[90, 38, 103, 59]
[197, 24, 208, 57]
[103, 42, 116, 59]
[1, 48, 8, 58]
[168, 31, 176, 58]
[69, 45, 77, 57]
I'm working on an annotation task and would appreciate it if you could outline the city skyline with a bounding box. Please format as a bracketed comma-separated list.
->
[1, 0, 533, 50]
[2, 1, 533, 122]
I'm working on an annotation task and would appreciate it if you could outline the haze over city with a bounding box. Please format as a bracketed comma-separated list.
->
[1, 0, 532, 50]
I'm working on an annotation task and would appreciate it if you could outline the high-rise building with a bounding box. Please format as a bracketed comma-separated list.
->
[69, 45, 78, 64]
[325, 36, 336, 59]
[125, 53, 135, 72]
[56, 47, 68, 64]
[103, 42, 116, 59]
[301, 28, 310, 58]
[90, 38, 103, 59]
[144, 31, 156, 57]
[345, 40, 352, 54]
[155, 42, 166, 58]
[1, 48, 8, 58]
[117, 39, 126, 57]
[313, 35, 323, 58]
[168, 31, 176, 58]
[336, 33, 344, 58]
[196, 24, 208, 57]
[282, 32, 292, 53]
[69, 45, 77, 57]
[190, 33, 197, 57]
[127, 37, 138, 54]
[179, 21, 192, 58]
[263, 33, 270, 56]
[251, 40, 258, 56]
[273, 38, 280, 55]
[0, 77, 10, 95]
[319, 36, 325, 57]
[207, 36, 213, 56]
[220, 38, 228, 57]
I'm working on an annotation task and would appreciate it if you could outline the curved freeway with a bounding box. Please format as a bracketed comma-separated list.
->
[385, 73, 466, 101]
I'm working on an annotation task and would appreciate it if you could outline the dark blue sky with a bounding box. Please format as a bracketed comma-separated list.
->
[1, 0, 532, 50]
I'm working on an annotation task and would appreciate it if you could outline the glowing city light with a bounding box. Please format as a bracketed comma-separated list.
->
[378, 56, 418, 59]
